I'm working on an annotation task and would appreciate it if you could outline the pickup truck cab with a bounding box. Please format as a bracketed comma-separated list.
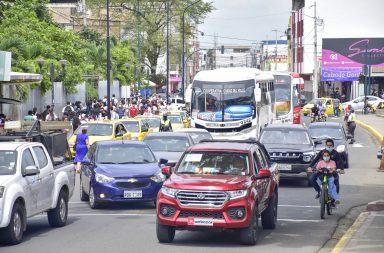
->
[156, 140, 279, 245]
[0, 122, 75, 245]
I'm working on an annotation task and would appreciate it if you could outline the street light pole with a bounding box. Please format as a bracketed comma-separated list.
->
[106, 0, 111, 119]
[272, 29, 278, 71]
[166, 0, 170, 103]
[313, 1, 318, 99]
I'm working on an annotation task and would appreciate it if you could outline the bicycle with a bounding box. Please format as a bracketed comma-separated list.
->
[318, 168, 335, 219]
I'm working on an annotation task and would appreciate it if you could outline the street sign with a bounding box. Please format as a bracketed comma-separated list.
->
[0, 51, 11, 81]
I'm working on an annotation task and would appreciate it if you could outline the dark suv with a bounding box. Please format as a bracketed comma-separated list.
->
[259, 124, 315, 185]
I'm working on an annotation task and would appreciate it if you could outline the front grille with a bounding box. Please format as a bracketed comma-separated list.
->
[176, 190, 228, 207]
[179, 211, 224, 219]
[269, 152, 303, 163]
[114, 181, 150, 189]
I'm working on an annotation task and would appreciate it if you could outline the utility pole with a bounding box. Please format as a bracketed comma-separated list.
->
[106, 0, 111, 119]
[272, 29, 278, 71]
[82, 0, 87, 26]
[166, 0, 170, 103]
[137, 0, 141, 97]
[50, 63, 55, 108]
[313, 1, 318, 99]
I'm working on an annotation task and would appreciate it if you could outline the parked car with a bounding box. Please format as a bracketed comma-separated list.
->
[308, 122, 350, 168]
[156, 139, 279, 245]
[143, 132, 194, 167]
[342, 95, 383, 111]
[259, 124, 315, 185]
[118, 118, 151, 141]
[0, 134, 75, 244]
[79, 140, 167, 209]
[135, 115, 162, 132]
[174, 128, 213, 143]
[68, 121, 131, 157]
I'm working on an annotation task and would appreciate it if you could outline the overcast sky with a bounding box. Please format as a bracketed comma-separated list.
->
[198, 0, 291, 48]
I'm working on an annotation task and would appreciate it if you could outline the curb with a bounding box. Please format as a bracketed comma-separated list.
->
[355, 119, 383, 143]
[330, 212, 369, 253]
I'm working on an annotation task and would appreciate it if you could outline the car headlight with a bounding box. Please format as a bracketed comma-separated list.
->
[150, 170, 166, 183]
[303, 151, 315, 163]
[95, 173, 114, 184]
[161, 186, 178, 198]
[337, 145, 346, 153]
[226, 190, 247, 200]
[0, 186, 4, 198]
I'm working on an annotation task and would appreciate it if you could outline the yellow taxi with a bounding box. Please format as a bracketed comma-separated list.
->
[68, 120, 131, 157]
[166, 114, 184, 130]
[118, 118, 152, 140]
[168, 111, 190, 128]
[135, 115, 162, 132]
[302, 97, 342, 116]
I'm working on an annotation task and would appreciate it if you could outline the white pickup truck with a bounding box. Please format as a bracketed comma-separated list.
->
[0, 142, 75, 244]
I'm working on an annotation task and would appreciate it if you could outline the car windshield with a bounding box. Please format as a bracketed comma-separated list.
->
[260, 129, 311, 145]
[145, 137, 190, 152]
[309, 127, 345, 140]
[308, 99, 324, 105]
[0, 151, 17, 175]
[176, 152, 249, 176]
[140, 118, 161, 128]
[168, 115, 181, 123]
[188, 132, 213, 143]
[75, 124, 113, 136]
[121, 121, 140, 132]
[96, 145, 156, 164]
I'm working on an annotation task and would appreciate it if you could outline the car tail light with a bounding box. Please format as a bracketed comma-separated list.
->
[293, 107, 301, 124]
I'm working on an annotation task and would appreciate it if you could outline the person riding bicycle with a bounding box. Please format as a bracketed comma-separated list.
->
[308, 139, 344, 198]
[314, 150, 340, 205]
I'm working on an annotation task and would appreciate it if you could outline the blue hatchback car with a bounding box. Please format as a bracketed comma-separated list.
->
[79, 140, 167, 209]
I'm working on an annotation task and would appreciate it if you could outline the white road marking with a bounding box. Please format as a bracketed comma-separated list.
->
[278, 219, 323, 223]
[351, 143, 365, 148]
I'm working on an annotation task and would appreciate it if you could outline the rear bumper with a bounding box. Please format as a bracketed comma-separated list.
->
[278, 163, 312, 180]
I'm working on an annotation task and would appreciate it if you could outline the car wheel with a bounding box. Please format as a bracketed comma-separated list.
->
[261, 192, 278, 229]
[48, 190, 68, 227]
[240, 205, 259, 245]
[0, 202, 25, 245]
[156, 220, 175, 243]
[80, 177, 88, 201]
[89, 185, 100, 209]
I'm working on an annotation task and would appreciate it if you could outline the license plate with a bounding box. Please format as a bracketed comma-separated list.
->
[123, 191, 142, 198]
[279, 164, 292, 171]
[187, 217, 214, 226]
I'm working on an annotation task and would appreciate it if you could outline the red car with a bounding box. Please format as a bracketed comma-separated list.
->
[156, 140, 279, 245]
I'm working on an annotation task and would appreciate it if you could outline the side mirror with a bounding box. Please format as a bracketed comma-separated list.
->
[313, 139, 322, 145]
[24, 165, 40, 176]
[161, 166, 172, 177]
[256, 169, 271, 179]
[254, 87, 262, 103]
[159, 158, 168, 165]
[115, 132, 123, 137]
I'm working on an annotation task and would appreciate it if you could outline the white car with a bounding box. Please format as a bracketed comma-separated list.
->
[342, 96, 383, 111]
[170, 97, 185, 110]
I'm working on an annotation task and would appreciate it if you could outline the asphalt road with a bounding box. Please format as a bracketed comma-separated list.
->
[1, 117, 383, 253]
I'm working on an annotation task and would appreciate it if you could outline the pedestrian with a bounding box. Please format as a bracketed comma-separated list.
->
[380, 137, 384, 171]
[42, 105, 51, 121]
[160, 113, 172, 132]
[333, 98, 340, 117]
[62, 101, 74, 119]
[23, 110, 36, 121]
[71, 112, 81, 133]
[74, 127, 89, 173]
[347, 109, 357, 144]
[116, 103, 126, 119]
[45, 109, 58, 121]
[128, 102, 139, 118]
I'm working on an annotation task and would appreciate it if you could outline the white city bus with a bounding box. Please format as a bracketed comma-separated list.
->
[272, 72, 303, 124]
[189, 68, 275, 139]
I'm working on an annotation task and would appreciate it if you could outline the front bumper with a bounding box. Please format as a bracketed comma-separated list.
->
[277, 163, 312, 180]
[92, 180, 162, 203]
[156, 192, 253, 229]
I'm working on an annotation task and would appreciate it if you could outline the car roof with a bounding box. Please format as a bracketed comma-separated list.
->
[188, 141, 255, 152]
[263, 124, 307, 130]
[95, 140, 147, 146]
[174, 128, 209, 133]
[0, 142, 31, 150]
[308, 122, 343, 128]
[80, 120, 115, 125]
[145, 132, 190, 138]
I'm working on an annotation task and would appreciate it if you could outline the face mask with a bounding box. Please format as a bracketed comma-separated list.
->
[323, 156, 330, 162]
[325, 147, 334, 152]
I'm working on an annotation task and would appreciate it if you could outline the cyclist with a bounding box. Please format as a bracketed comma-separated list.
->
[308, 138, 344, 197]
[314, 150, 340, 205]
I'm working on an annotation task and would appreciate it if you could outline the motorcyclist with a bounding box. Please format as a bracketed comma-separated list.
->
[308, 138, 345, 198]
[311, 103, 320, 122]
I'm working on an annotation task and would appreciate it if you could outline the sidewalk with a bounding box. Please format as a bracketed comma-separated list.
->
[332, 114, 384, 253]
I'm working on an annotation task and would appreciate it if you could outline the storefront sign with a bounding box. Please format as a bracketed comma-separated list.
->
[321, 67, 361, 81]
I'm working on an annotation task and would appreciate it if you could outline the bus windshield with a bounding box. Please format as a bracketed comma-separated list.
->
[274, 75, 292, 117]
[191, 79, 255, 122]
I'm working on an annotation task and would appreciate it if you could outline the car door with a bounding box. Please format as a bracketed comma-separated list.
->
[32, 146, 54, 211]
[254, 148, 270, 211]
[21, 148, 40, 215]
[354, 97, 364, 110]
[82, 143, 97, 194]
[252, 150, 266, 213]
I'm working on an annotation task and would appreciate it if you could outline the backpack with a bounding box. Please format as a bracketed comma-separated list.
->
[64, 105, 72, 116]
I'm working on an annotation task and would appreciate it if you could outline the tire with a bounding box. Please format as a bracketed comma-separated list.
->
[320, 187, 326, 219]
[156, 220, 175, 243]
[240, 206, 259, 245]
[89, 185, 100, 209]
[80, 177, 88, 201]
[0, 202, 25, 245]
[261, 192, 277, 229]
[48, 190, 68, 227]
[327, 201, 333, 215]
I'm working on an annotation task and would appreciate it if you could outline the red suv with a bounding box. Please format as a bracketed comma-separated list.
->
[156, 140, 279, 245]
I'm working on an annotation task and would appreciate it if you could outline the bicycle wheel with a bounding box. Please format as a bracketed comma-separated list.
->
[327, 199, 333, 215]
[320, 186, 326, 219]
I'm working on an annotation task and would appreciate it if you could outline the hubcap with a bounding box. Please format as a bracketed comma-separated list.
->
[59, 198, 66, 220]
[13, 212, 22, 238]
[89, 187, 94, 206]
